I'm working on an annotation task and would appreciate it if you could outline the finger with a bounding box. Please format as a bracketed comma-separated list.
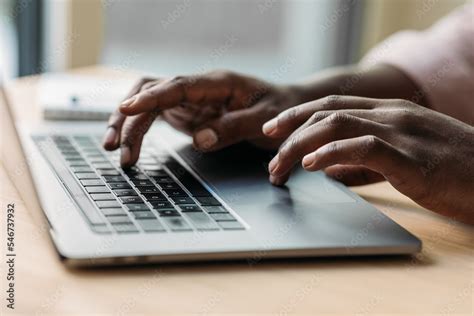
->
[263, 95, 381, 138]
[301, 136, 410, 183]
[103, 77, 156, 150]
[119, 71, 256, 116]
[192, 103, 265, 151]
[279, 108, 386, 152]
[269, 113, 387, 180]
[120, 111, 159, 168]
[324, 165, 385, 186]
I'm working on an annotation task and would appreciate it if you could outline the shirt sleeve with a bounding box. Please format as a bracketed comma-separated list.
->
[360, 3, 474, 124]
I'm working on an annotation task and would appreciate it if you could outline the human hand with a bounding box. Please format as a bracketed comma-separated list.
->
[103, 71, 303, 167]
[263, 96, 474, 223]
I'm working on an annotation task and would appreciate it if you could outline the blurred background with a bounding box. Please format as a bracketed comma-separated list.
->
[0, 0, 466, 82]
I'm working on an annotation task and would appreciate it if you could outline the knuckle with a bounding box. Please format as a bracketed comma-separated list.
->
[325, 112, 351, 126]
[170, 75, 186, 86]
[395, 98, 415, 108]
[325, 141, 340, 156]
[139, 77, 155, 84]
[308, 111, 330, 124]
[280, 135, 300, 159]
[208, 69, 234, 80]
[395, 108, 415, 126]
[322, 95, 342, 109]
[364, 135, 383, 153]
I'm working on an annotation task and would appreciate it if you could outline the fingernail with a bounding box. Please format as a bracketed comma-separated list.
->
[103, 127, 117, 147]
[268, 155, 279, 174]
[120, 96, 136, 108]
[195, 128, 218, 149]
[302, 153, 316, 168]
[262, 118, 277, 135]
[120, 146, 131, 166]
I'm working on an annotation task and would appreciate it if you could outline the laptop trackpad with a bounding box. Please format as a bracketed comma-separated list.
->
[175, 143, 355, 206]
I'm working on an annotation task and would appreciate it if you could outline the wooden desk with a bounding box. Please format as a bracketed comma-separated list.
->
[1, 68, 472, 315]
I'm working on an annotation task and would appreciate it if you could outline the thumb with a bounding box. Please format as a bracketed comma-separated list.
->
[192, 105, 264, 151]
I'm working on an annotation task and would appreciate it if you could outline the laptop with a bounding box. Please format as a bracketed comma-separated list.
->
[0, 76, 421, 267]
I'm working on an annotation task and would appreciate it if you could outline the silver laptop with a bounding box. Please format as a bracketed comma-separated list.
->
[1, 78, 421, 267]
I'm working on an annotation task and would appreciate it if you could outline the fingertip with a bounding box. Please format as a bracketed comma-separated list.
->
[262, 118, 277, 136]
[269, 174, 288, 186]
[302, 152, 318, 170]
[193, 128, 218, 151]
[120, 146, 131, 167]
[102, 127, 119, 151]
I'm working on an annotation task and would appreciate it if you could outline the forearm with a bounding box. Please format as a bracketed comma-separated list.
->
[289, 64, 429, 108]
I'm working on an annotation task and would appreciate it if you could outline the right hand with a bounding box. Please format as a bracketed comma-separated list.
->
[102, 70, 304, 167]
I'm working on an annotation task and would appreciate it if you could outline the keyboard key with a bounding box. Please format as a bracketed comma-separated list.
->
[218, 221, 245, 230]
[145, 169, 167, 176]
[71, 166, 92, 173]
[88, 157, 108, 163]
[131, 211, 157, 219]
[135, 186, 160, 194]
[159, 182, 180, 190]
[90, 193, 116, 201]
[97, 169, 120, 176]
[150, 201, 173, 209]
[103, 175, 126, 182]
[85, 186, 110, 193]
[86, 154, 106, 159]
[100, 208, 126, 216]
[126, 204, 150, 212]
[106, 215, 132, 224]
[180, 205, 202, 212]
[196, 196, 221, 206]
[119, 196, 144, 204]
[108, 182, 132, 190]
[121, 166, 140, 173]
[163, 188, 188, 197]
[76, 172, 99, 179]
[73, 135, 91, 142]
[91, 224, 111, 234]
[93, 162, 114, 169]
[136, 219, 166, 232]
[96, 200, 121, 208]
[81, 179, 105, 186]
[185, 213, 219, 231]
[170, 197, 194, 205]
[112, 223, 139, 233]
[204, 206, 228, 214]
[161, 217, 192, 231]
[152, 176, 174, 183]
[69, 161, 89, 167]
[209, 213, 236, 221]
[143, 193, 167, 201]
[82, 148, 102, 154]
[65, 156, 83, 161]
[137, 158, 157, 165]
[113, 189, 138, 197]
[128, 174, 148, 180]
[157, 209, 180, 217]
[131, 179, 154, 186]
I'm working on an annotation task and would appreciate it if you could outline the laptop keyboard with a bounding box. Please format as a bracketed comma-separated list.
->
[39, 134, 245, 234]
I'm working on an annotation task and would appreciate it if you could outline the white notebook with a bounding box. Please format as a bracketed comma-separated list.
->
[39, 74, 136, 121]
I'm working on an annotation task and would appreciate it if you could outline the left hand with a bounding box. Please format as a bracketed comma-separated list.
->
[263, 95, 474, 224]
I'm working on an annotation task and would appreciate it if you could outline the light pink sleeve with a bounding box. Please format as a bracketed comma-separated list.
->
[360, 3, 474, 124]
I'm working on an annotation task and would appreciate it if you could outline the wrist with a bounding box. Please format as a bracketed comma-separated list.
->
[285, 64, 429, 108]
